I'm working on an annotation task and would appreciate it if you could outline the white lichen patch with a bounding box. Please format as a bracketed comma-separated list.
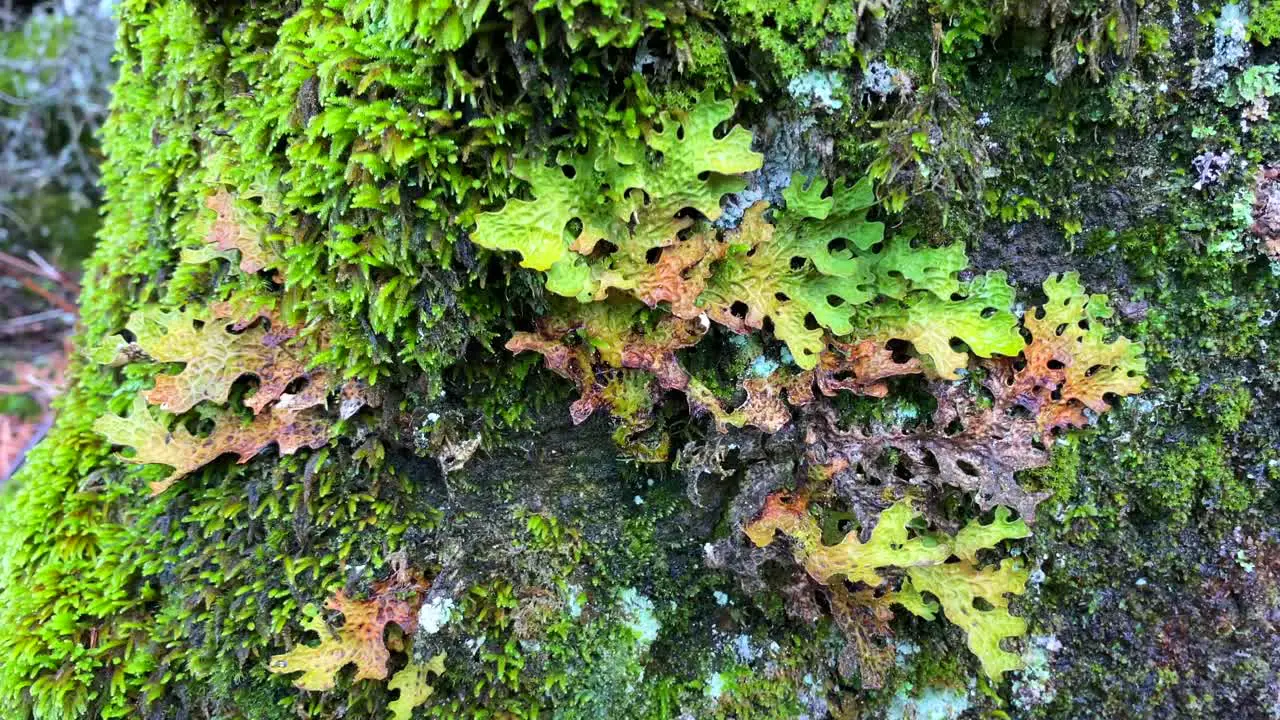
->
[719, 115, 828, 229]
[749, 355, 780, 377]
[788, 70, 846, 111]
[705, 672, 725, 700]
[886, 686, 972, 720]
[798, 672, 829, 719]
[863, 61, 910, 99]
[418, 596, 456, 635]
[1012, 634, 1063, 710]
[619, 588, 660, 646]
[564, 583, 585, 619]
[894, 639, 920, 667]
[731, 634, 759, 664]
[1194, 3, 1250, 89]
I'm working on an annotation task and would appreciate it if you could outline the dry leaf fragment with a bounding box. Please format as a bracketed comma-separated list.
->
[506, 328, 607, 425]
[806, 381, 1052, 522]
[686, 376, 794, 433]
[272, 369, 333, 414]
[339, 379, 383, 420]
[507, 299, 707, 424]
[1253, 166, 1280, 261]
[804, 274, 1144, 522]
[625, 230, 726, 319]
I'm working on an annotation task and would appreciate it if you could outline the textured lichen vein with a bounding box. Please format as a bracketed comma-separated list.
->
[96, 306, 312, 414]
[388, 651, 446, 720]
[268, 589, 419, 690]
[88, 301, 380, 491]
[746, 494, 1031, 679]
[93, 395, 330, 494]
[473, 90, 764, 304]
[202, 189, 279, 274]
[862, 271, 1025, 379]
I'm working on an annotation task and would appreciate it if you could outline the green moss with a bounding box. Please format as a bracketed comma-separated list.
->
[1201, 379, 1254, 433]
[710, 0, 867, 81]
[1026, 434, 1084, 514]
[1248, 0, 1280, 45]
[672, 23, 736, 92]
[700, 661, 807, 718]
[0, 0, 692, 712]
[1133, 437, 1252, 526]
[896, 643, 971, 697]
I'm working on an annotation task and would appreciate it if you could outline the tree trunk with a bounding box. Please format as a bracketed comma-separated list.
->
[1, 2, 1278, 719]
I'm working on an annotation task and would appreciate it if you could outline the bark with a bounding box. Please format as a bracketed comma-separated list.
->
[0, 2, 1277, 719]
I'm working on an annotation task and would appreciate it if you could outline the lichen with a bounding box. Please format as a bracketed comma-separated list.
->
[472, 91, 763, 305]
[746, 495, 1031, 679]
[787, 70, 846, 111]
[1194, 3, 1251, 89]
[269, 585, 422, 691]
[885, 685, 971, 720]
[93, 305, 313, 415]
[94, 394, 331, 494]
[618, 588, 661, 647]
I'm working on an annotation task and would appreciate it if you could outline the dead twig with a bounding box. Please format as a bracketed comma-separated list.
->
[0, 249, 79, 291]
[0, 413, 53, 483]
[0, 249, 80, 316]
[0, 337, 71, 483]
[13, 274, 79, 315]
[0, 309, 70, 336]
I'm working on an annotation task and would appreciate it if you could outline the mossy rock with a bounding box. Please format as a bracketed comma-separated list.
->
[1, 1, 1277, 719]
